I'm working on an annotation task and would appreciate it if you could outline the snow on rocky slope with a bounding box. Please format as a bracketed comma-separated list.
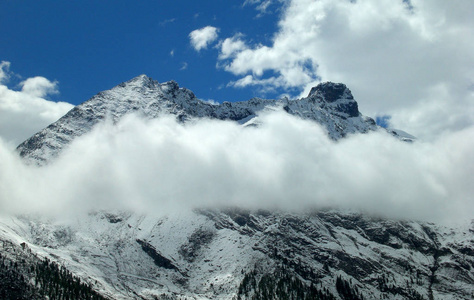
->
[6, 75, 470, 299]
[0, 209, 473, 299]
[16, 75, 386, 165]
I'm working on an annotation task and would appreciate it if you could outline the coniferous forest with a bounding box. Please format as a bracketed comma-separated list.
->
[0, 240, 107, 300]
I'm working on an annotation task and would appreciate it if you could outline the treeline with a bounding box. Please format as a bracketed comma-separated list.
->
[377, 273, 426, 300]
[236, 267, 428, 300]
[0, 241, 107, 300]
[236, 268, 336, 300]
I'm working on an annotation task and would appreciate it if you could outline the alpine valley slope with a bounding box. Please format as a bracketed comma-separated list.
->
[1, 209, 473, 299]
[1, 76, 472, 300]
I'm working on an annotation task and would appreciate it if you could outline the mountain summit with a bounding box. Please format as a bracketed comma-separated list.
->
[2, 76, 472, 300]
[17, 75, 384, 165]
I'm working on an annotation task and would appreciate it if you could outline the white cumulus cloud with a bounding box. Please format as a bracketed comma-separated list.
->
[219, 0, 474, 140]
[218, 34, 248, 60]
[189, 26, 219, 51]
[20, 76, 59, 98]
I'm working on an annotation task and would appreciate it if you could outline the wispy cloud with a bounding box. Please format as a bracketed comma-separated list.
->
[0, 61, 11, 83]
[244, 0, 277, 17]
[180, 62, 188, 70]
[159, 18, 176, 26]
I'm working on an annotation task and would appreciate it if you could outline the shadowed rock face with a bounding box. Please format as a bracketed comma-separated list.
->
[309, 82, 354, 102]
[136, 239, 179, 272]
[309, 82, 359, 117]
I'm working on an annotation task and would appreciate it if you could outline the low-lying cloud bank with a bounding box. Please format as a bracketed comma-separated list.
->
[1, 111, 472, 224]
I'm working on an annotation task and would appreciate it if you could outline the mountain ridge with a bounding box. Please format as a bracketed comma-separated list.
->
[7, 75, 469, 300]
[16, 74, 399, 165]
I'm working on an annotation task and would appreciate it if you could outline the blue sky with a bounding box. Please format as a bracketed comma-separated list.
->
[0, 0, 282, 105]
[1, 0, 473, 143]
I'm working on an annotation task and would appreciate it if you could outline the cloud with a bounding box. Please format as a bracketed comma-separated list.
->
[230, 74, 255, 87]
[180, 62, 188, 70]
[218, 35, 248, 60]
[1, 111, 472, 225]
[20, 76, 59, 98]
[244, 0, 278, 16]
[218, 0, 474, 140]
[159, 18, 176, 26]
[199, 98, 219, 106]
[189, 26, 219, 51]
[0, 62, 74, 147]
[0, 61, 11, 83]
[227, 74, 288, 95]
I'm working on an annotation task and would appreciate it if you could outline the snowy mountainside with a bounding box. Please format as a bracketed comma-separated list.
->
[9, 75, 466, 300]
[16, 75, 384, 165]
[0, 210, 473, 299]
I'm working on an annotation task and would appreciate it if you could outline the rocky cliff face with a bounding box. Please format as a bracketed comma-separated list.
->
[16, 75, 383, 165]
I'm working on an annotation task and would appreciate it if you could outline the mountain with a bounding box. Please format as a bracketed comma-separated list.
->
[4, 75, 471, 300]
[1, 209, 473, 299]
[16, 75, 397, 165]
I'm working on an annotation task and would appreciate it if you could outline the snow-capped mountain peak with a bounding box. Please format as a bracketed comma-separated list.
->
[3, 76, 472, 300]
[16, 75, 411, 166]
